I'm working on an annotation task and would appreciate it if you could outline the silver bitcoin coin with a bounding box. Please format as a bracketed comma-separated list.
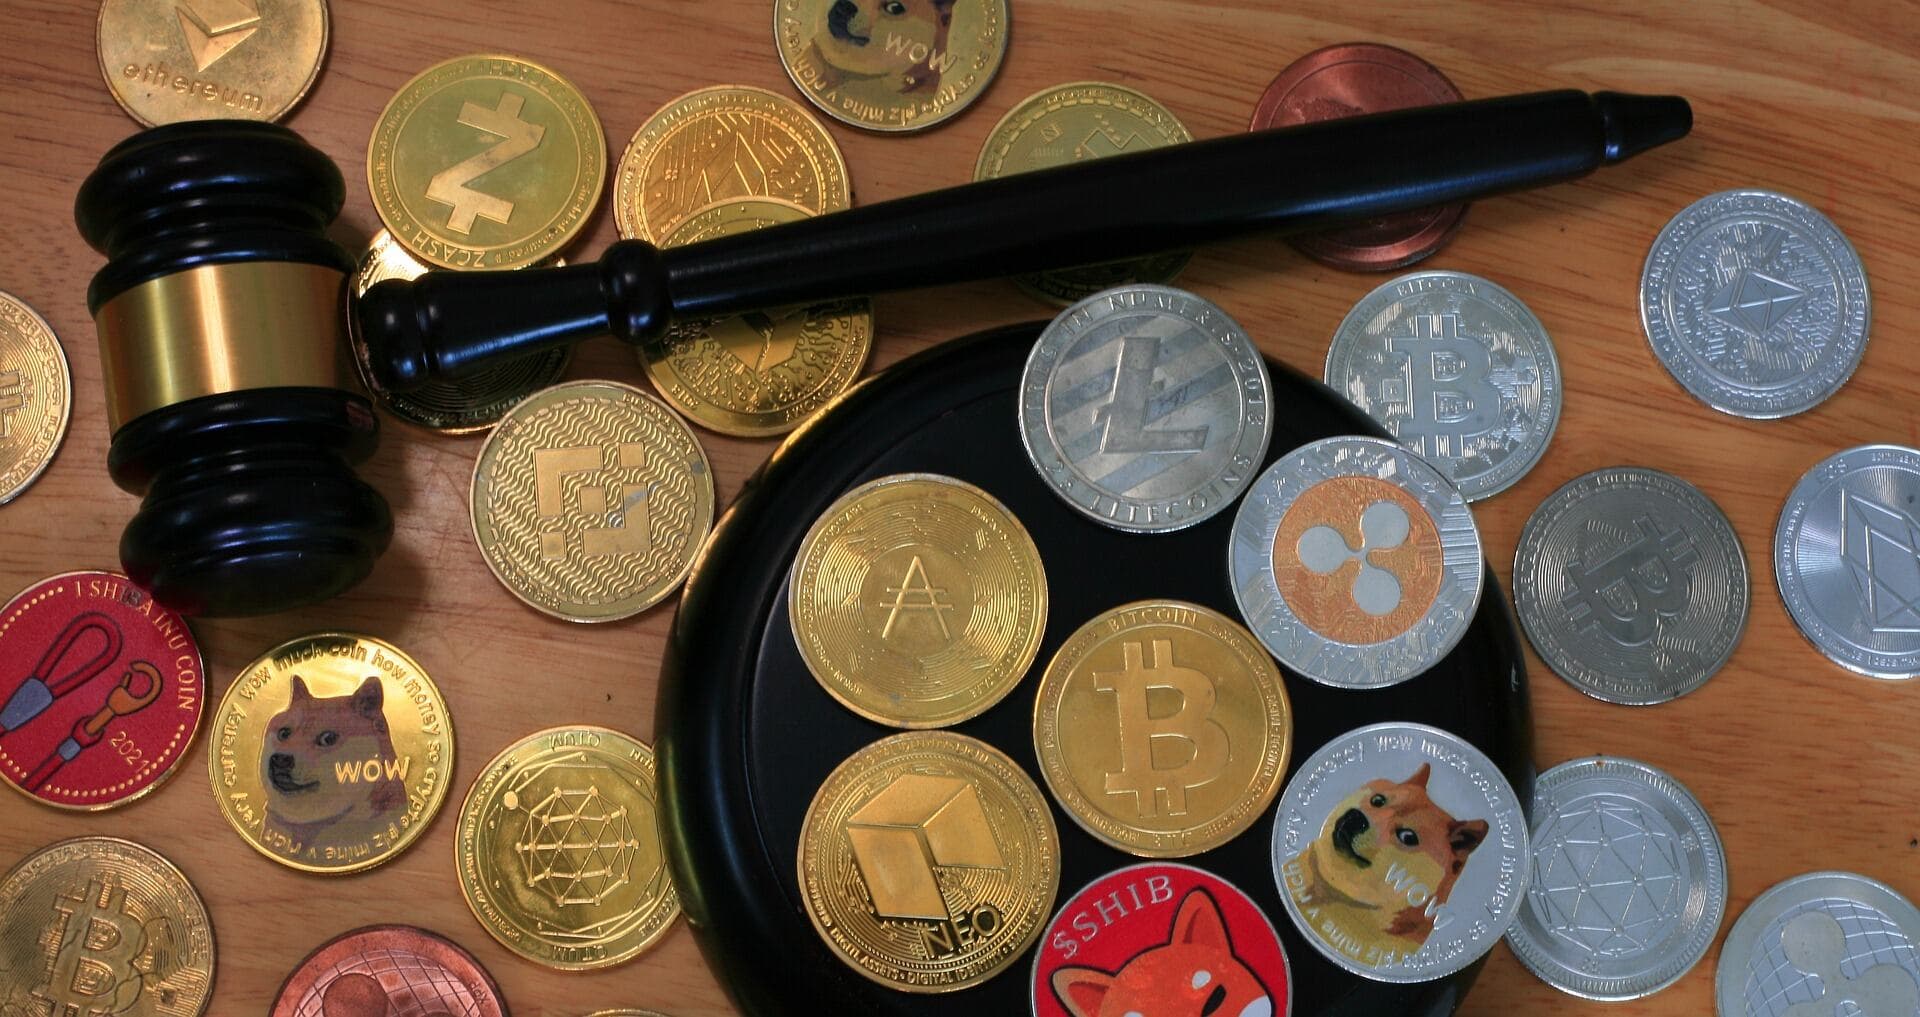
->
[1506, 756, 1728, 1001]
[1776, 444, 1920, 679]
[1716, 871, 1920, 1017]
[1229, 435, 1482, 689]
[1514, 467, 1750, 704]
[1324, 270, 1562, 501]
[1272, 721, 1529, 984]
[1019, 285, 1273, 533]
[1641, 189, 1870, 419]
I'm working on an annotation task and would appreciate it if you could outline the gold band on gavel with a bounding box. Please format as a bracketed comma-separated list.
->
[95, 261, 348, 432]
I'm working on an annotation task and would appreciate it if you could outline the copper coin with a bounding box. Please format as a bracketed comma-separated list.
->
[271, 924, 507, 1017]
[1251, 43, 1468, 270]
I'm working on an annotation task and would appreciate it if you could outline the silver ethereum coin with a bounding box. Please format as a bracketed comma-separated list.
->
[1019, 284, 1273, 533]
[1506, 756, 1728, 1001]
[1229, 435, 1482, 689]
[1324, 270, 1562, 501]
[1716, 871, 1920, 1017]
[1640, 189, 1870, 419]
[1273, 721, 1529, 984]
[1776, 444, 1920, 679]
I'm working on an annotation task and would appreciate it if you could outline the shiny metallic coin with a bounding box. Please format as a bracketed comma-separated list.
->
[774, 0, 1009, 133]
[1776, 444, 1920, 679]
[0, 290, 71, 505]
[271, 925, 506, 1017]
[1506, 756, 1728, 1001]
[97, 0, 328, 126]
[1641, 189, 1870, 419]
[1020, 285, 1272, 533]
[1715, 871, 1920, 1017]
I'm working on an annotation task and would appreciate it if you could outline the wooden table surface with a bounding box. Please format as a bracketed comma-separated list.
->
[4, 1, 1918, 1014]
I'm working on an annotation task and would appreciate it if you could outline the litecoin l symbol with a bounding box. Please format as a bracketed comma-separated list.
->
[426, 92, 546, 235]
[1098, 336, 1208, 455]
[1389, 313, 1503, 459]
[0, 369, 22, 439]
[35, 878, 148, 1014]
[1097, 639, 1228, 817]
[1560, 515, 1696, 645]
[878, 555, 954, 640]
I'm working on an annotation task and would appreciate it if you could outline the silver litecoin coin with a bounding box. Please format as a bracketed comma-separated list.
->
[1229, 435, 1482, 689]
[1776, 444, 1920, 679]
[1273, 721, 1529, 984]
[1019, 285, 1273, 532]
[1324, 270, 1562, 501]
[1506, 756, 1728, 1001]
[1514, 467, 1750, 704]
[1641, 189, 1870, 419]
[1716, 871, 1920, 1017]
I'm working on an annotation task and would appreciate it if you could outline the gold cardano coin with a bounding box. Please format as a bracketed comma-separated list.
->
[0, 837, 214, 1016]
[0, 291, 71, 505]
[643, 198, 872, 437]
[369, 53, 605, 269]
[613, 84, 850, 243]
[798, 731, 1059, 991]
[470, 381, 715, 622]
[774, 0, 1009, 133]
[456, 726, 679, 970]
[96, 0, 328, 125]
[1033, 600, 1292, 857]
[790, 474, 1046, 728]
[208, 633, 454, 874]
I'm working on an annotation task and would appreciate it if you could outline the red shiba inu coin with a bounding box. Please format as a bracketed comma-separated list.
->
[270, 924, 507, 1017]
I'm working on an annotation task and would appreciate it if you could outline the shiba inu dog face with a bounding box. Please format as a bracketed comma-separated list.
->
[1053, 889, 1273, 1017]
[813, 0, 957, 79]
[1303, 763, 1487, 943]
[261, 675, 403, 830]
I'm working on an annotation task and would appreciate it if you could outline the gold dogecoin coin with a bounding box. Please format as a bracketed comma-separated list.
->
[0, 291, 71, 505]
[774, 0, 1009, 132]
[790, 473, 1046, 727]
[456, 726, 679, 970]
[798, 731, 1059, 991]
[369, 54, 605, 269]
[209, 633, 454, 874]
[1033, 601, 1292, 857]
[96, 0, 328, 126]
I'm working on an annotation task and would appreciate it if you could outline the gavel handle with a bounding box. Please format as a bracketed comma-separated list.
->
[360, 89, 1689, 391]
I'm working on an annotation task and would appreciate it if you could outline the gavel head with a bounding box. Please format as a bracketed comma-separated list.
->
[75, 121, 392, 617]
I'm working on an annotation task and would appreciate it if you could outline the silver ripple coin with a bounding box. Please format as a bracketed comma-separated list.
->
[1506, 756, 1728, 1001]
[1229, 435, 1482, 689]
[1640, 189, 1870, 419]
[1019, 285, 1273, 532]
[1776, 444, 1920, 679]
[1273, 721, 1529, 984]
[1324, 270, 1562, 501]
[1716, 871, 1920, 1017]
[1514, 467, 1750, 704]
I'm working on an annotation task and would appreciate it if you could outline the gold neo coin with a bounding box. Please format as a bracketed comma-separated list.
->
[774, 0, 1009, 133]
[456, 726, 679, 970]
[0, 291, 71, 505]
[798, 730, 1059, 991]
[1033, 600, 1292, 857]
[369, 53, 605, 269]
[790, 473, 1046, 728]
[96, 0, 328, 126]
[208, 633, 453, 875]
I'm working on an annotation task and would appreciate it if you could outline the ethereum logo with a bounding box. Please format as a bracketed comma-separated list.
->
[845, 774, 1004, 920]
[709, 308, 803, 375]
[176, 0, 261, 73]
[1706, 269, 1805, 338]
[1839, 490, 1920, 633]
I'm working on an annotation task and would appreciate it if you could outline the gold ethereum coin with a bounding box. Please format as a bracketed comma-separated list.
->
[0, 291, 71, 505]
[208, 633, 454, 874]
[774, 0, 1009, 133]
[798, 730, 1059, 991]
[790, 473, 1046, 727]
[96, 0, 328, 126]
[456, 726, 679, 970]
[369, 53, 605, 269]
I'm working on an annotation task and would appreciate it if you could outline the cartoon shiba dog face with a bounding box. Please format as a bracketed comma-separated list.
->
[1053, 889, 1273, 1017]
[1304, 763, 1487, 943]
[261, 675, 403, 832]
[812, 0, 957, 79]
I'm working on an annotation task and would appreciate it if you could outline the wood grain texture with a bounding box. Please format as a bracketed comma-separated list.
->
[2, 1, 1917, 1014]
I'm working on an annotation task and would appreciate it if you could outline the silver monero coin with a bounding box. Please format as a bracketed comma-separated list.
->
[1229, 435, 1482, 689]
[1020, 285, 1273, 533]
[1273, 721, 1529, 984]
[1324, 270, 1561, 501]
[1776, 444, 1920, 679]
[1716, 871, 1920, 1017]
[1641, 189, 1870, 419]
[1514, 467, 1749, 704]
[1506, 756, 1727, 1001]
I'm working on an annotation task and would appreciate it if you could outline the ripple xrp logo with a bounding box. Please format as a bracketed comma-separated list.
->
[1744, 903, 1920, 1017]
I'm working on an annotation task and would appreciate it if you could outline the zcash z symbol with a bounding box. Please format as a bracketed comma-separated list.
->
[1098, 639, 1228, 818]
[426, 92, 546, 235]
[533, 443, 650, 559]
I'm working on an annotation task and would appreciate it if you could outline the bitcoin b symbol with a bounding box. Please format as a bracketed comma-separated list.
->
[425, 91, 546, 235]
[1560, 515, 1696, 645]
[35, 878, 147, 1015]
[1388, 313, 1503, 459]
[0, 368, 22, 439]
[1097, 639, 1228, 817]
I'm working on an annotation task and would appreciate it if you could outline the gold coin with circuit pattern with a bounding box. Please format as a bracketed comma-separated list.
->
[0, 291, 71, 505]
[96, 0, 328, 126]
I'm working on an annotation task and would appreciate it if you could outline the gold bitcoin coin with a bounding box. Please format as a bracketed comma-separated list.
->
[790, 474, 1046, 728]
[0, 836, 213, 1016]
[208, 633, 454, 874]
[456, 726, 679, 970]
[798, 730, 1059, 991]
[470, 380, 715, 622]
[96, 0, 328, 126]
[1033, 600, 1292, 857]
[975, 82, 1193, 305]
[613, 84, 850, 243]
[369, 53, 605, 269]
[0, 291, 70, 505]
[774, 0, 1009, 133]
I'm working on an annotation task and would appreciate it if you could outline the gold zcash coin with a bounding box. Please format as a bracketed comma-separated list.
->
[790, 473, 1045, 728]
[0, 291, 70, 505]
[774, 0, 1009, 133]
[0, 836, 213, 1017]
[96, 0, 328, 126]
[798, 730, 1059, 991]
[369, 53, 605, 269]
[208, 632, 454, 874]
[470, 380, 715, 622]
[456, 726, 679, 970]
[1033, 600, 1292, 857]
